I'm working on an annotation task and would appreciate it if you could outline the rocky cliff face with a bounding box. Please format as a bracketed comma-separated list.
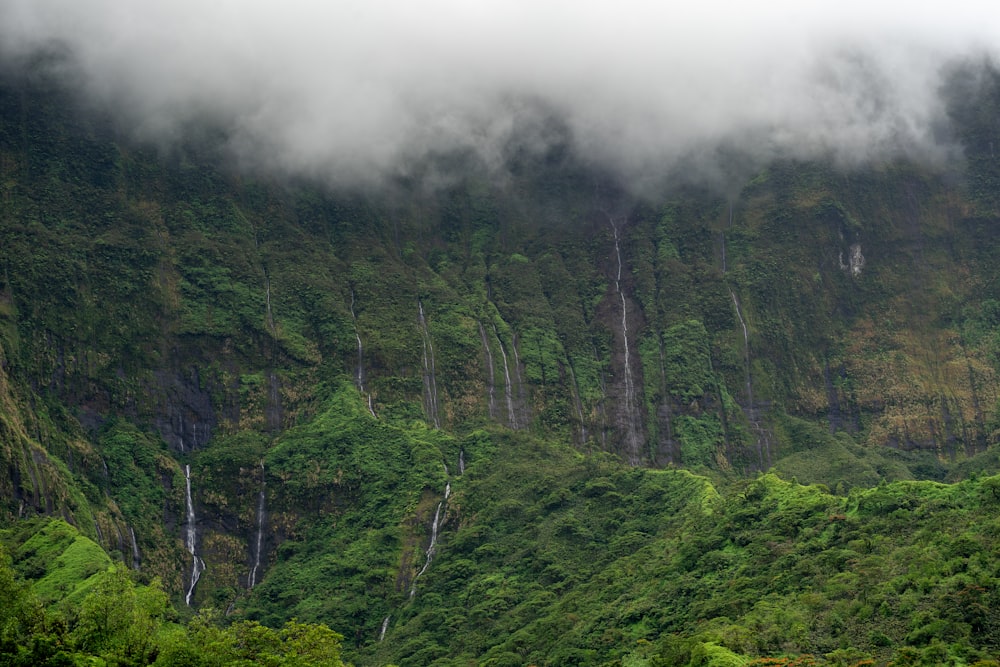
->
[2, 62, 1000, 622]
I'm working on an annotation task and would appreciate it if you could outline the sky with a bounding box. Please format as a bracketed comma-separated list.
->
[1, 1, 998, 191]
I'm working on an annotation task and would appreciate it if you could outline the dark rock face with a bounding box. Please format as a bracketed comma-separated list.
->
[152, 368, 217, 453]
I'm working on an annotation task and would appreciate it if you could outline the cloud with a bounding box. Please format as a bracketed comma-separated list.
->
[1, 1, 997, 190]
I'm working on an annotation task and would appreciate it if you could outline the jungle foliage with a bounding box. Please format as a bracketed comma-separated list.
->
[2, 52, 1000, 667]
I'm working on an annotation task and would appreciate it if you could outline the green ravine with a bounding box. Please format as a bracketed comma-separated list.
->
[1, 59, 1000, 666]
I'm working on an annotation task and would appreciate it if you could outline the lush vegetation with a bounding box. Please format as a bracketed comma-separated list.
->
[5, 463, 1000, 665]
[0, 520, 347, 666]
[2, 52, 1000, 666]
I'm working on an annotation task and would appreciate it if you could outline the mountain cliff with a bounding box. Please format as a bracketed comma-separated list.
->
[2, 59, 1000, 665]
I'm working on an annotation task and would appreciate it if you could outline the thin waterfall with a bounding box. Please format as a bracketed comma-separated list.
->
[729, 288, 770, 468]
[264, 274, 275, 337]
[409, 479, 449, 598]
[493, 326, 518, 428]
[176, 416, 186, 452]
[379, 616, 391, 642]
[129, 526, 141, 570]
[418, 301, 441, 428]
[184, 464, 205, 606]
[248, 462, 266, 589]
[409, 502, 443, 598]
[608, 216, 642, 465]
[458, 449, 465, 475]
[93, 520, 104, 545]
[351, 291, 376, 417]
[730, 289, 752, 407]
[479, 322, 497, 419]
[351, 290, 365, 392]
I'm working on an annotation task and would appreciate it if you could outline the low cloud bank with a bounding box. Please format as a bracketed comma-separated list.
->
[2, 2, 997, 190]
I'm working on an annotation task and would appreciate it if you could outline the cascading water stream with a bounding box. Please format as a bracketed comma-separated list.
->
[409, 501, 442, 598]
[458, 449, 465, 475]
[379, 616, 391, 642]
[184, 464, 205, 606]
[129, 526, 141, 570]
[248, 462, 266, 589]
[729, 288, 770, 467]
[409, 475, 450, 599]
[730, 289, 752, 405]
[723, 202, 770, 466]
[493, 325, 518, 429]
[350, 291, 364, 392]
[351, 291, 376, 417]
[264, 276, 275, 337]
[609, 216, 642, 465]
[479, 323, 497, 419]
[418, 301, 441, 428]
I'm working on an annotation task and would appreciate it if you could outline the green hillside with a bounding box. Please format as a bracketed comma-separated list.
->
[1, 58, 1000, 666]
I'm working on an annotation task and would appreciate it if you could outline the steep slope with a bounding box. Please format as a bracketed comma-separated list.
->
[2, 57, 1000, 664]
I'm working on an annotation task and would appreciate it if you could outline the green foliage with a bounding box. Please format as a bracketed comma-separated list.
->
[73, 564, 169, 665]
[6, 57, 1000, 667]
[4, 518, 112, 607]
[155, 611, 346, 667]
[662, 321, 715, 404]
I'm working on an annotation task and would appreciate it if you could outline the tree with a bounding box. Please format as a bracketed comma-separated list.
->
[72, 564, 168, 666]
[0, 546, 43, 665]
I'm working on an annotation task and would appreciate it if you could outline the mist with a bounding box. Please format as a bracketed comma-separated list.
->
[1, 1, 997, 191]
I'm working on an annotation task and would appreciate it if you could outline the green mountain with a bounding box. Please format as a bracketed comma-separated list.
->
[2, 58, 1000, 665]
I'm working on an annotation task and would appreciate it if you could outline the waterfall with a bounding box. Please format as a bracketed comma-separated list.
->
[609, 216, 642, 465]
[176, 416, 186, 452]
[129, 526, 141, 570]
[379, 616, 391, 642]
[409, 481, 449, 598]
[493, 325, 518, 429]
[351, 291, 365, 392]
[351, 291, 376, 417]
[93, 520, 104, 545]
[248, 463, 266, 589]
[264, 274, 275, 336]
[184, 464, 205, 606]
[409, 502, 442, 598]
[418, 301, 440, 428]
[729, 288, 771, 467]
[730, 289, 751, 406]
[479, 323, 498, 419]
[458, 449, 465, 475]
